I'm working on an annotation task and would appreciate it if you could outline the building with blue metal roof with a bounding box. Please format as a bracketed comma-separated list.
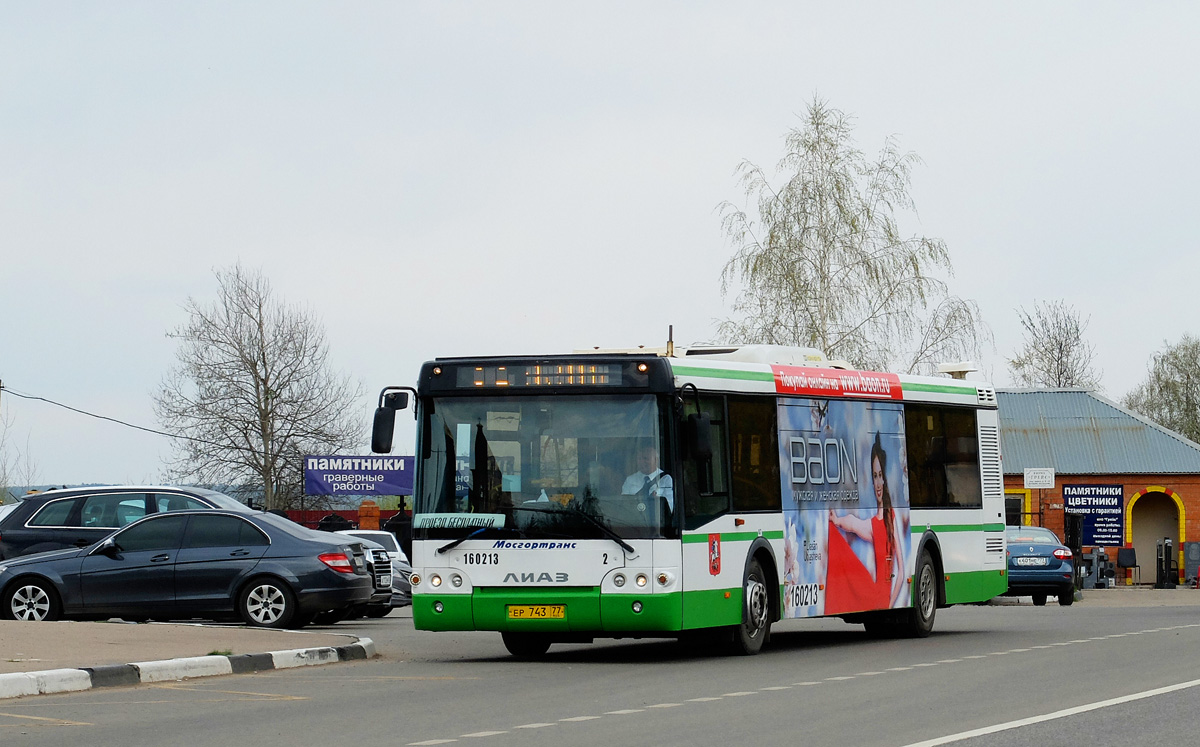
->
[997, 389, 1200, 586]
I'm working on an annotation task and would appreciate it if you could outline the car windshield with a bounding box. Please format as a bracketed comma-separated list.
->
[1007, 527, 1061, 544]
[417, 394, 672, 540]
[345, 531, 399, 552]
[189, 489, 250, 510]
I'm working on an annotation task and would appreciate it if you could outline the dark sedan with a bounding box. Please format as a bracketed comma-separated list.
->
[0, 510, 373, 628]
[0, 485, 251, 560]
[1003, 525, 1075, 606]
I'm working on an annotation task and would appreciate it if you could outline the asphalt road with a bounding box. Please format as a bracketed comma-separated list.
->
[2, 600, 1199, 746]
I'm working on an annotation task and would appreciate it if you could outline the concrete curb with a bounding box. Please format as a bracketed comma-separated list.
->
[0, 637, 375, 701]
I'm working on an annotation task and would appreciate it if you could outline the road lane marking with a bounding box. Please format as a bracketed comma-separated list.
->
[761, 686, 792, 690]
[899, 677, 1200, 747]
[461, 731, 507, 737]
[156, 684, 306, 700]
[605, 709, 645, 714]
[513, 723, 555, 729]
[722, 691, 757, 696]
[648, 703, 684, 707]
[560, 716, 601, 722]
[688, 696, 723, 702]
[408, 740, 457, 745]
[0, 713, 92, 727]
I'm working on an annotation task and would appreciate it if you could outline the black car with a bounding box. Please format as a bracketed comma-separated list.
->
[0, 486, 251, 560]
[0, 510, 374, 628]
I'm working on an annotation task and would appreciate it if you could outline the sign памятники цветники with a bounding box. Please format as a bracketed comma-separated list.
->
[304, 455, 414, 496]
[1063, 484, 1124, 546]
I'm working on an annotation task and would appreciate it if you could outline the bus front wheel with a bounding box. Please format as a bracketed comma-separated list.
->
[730, 558, 771, 655]
[502, 632, 551, 659]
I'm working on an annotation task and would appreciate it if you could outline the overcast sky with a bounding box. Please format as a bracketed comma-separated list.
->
[2, 2, 1197, 486]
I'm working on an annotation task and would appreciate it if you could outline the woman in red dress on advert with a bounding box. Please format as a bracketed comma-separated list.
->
[825, 433, 905, 614]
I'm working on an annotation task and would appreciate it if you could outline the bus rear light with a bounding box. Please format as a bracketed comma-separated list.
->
[319, 553, 354, 573]
[1053, 548, 1073, 560]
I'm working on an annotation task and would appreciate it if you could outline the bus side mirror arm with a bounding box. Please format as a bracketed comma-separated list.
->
[372, 386, 417, 454]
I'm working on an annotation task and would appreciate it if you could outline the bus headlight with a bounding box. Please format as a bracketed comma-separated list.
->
[430, 574, 443, 587]
[450, 574, 463, 588]
[635, 574, 648, 587]
[613, 573, 626, 588]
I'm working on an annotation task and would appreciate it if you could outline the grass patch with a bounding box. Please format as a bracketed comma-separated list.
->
[207, 649, 233, 656]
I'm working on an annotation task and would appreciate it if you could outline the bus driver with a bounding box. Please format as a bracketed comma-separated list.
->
[621, 445, 674, 511]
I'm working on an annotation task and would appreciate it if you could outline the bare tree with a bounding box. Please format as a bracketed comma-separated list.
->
[154, 265, 364, 510]
[1123, 334, 1200, 443]
[1007, 300, 1101, 389]
[0, 408, 40, 502]
[718, 96, 989, 373]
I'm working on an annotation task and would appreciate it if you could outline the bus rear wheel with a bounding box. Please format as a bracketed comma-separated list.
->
[899, 549, 937, 638]
[730, 558, 771, 655]
[502, 632, 551, 659]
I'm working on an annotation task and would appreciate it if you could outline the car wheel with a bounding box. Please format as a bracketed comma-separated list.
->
[729, 557, 771, 655]
[239, 578, 297, 628]
[1058, 589, 1075, 607]
[501, 632, 551, 659]
[899, 549, 937, 638]
[4, 578, 61, 622]
[1031, 593, 1047, 606]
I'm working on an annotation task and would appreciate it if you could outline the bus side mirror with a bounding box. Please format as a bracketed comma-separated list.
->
[372, 408, 396, 454]
[685, 413, 713, 460]
[371, 388, 412, 454]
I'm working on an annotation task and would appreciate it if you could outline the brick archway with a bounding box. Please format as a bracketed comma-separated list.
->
[1125, 486, 1187, 583]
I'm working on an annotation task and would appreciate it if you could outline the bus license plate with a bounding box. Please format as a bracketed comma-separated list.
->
[507, 605, 565, 620]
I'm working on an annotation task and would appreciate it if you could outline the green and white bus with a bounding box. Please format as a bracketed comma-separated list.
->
[371, 345, 1006, 657]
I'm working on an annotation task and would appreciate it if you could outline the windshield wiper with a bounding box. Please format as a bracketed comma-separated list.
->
[436, 527, 487, 555]
[510, 504, 638, 558]
[436, 525, 525, 555]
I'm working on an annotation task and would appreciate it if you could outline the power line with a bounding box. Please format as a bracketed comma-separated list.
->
[0, 383, 220, 447]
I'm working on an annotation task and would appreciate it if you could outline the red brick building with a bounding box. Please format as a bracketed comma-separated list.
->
[998, 389, 1200, 586]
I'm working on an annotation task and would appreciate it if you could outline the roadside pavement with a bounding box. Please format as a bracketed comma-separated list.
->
[0, 620, 374, 700]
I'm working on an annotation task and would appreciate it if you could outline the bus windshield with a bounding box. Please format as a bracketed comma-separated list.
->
[417, 394, 673, 540]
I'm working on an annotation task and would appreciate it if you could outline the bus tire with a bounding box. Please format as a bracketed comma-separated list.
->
[730, 557, 771, 655]
[900, 549, 937, 638]
[502, 632, 551, 659]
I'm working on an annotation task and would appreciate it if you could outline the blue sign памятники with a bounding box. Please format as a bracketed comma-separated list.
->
[304, 455, 414, 496]
[1063, 484, 1124, 546]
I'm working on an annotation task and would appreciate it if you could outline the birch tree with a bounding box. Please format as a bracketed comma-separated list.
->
[718, 97, 989, 373]
[1124, 335, 1200, 443]
[154, 265, 363, 510]
[1007, 299, 1101, 389]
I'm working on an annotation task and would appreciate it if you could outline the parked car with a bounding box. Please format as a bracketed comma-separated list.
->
[336, 530, 413, 616]
[1003, 525, 1075, 606]
[0, 510, 374, 628]
[0, 486, 252, 560]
